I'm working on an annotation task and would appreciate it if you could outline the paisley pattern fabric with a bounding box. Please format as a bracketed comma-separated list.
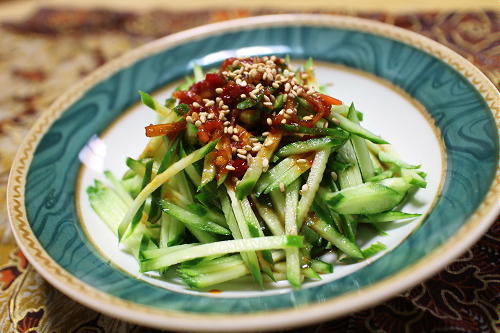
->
[0, 7, 498, 332]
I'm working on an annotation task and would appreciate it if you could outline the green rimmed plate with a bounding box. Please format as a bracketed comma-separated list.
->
[7, 14, 499, 332]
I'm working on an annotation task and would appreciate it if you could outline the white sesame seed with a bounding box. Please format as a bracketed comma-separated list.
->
[219, 113, 225, 120]
[272, 82, 280, 89]
[240, 94, 247, 98]
[284, 82, 291, 92]
[244, 145, 252, 150]
[263, 101, 273, 106]
[301, 184, 309, 193]
[200, 114, 207, 123]
[233, 127, 239, 134]
[186, 116, 193, 123]
[227, 126, 234, 134]
[219, 100, 224, 107]
[237, 153, 247, 159]
[222, 105, 229, 110]
[249, 92, 257, 99]
[231, 147, 237, 152]
[263, 95, 270, 102]
[263, 72, 268, 80]
[231, 135, 239, 142]
[224, 127, 228, 133]
[215, 88, 223, 94]
[223, 121, 230, 126]
[240, 81, 248, 87]
[262, 131, 270, 136]
[250, 137, 259, 142]
[297, 159, 307, 164]
[252, 145, 262, 152]
[192, 102, 201, 108]
[331, 171, 338, 181]
[307, 89, 315, 95]
[237, 148, 247, 155]
[279, 183, 285, 192]
[207, 113, 215, 119]
[303, 115, 313, 121]
[266, 118, 272, 125]
[226, 165, 236, 171]
[286, 108, 294, 115]
[284, 114, 291, 119]
[281, 119, 287, 124]
[216, 97, 222, 102]
[324, 121, 329, 128]
[262, 158, 269, 168]
[195, 120, 202, 127]
[247, 154, 253, 163]
[264, 141, 273, 147]
[270, 55, 277, 61]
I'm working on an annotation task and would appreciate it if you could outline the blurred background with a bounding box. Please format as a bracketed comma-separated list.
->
[0, 1, 498, 333]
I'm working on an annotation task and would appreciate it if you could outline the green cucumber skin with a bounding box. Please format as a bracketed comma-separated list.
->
[307, 217, 363, 259]
[359, 211, 421, 223]
[160, 200, 230, 235]
[329, 112, 388, 144]
[324, 182, 405, 215]
[254, 157, 295, 197]
[276, 137, 339, 158]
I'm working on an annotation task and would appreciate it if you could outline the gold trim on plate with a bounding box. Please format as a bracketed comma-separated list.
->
[7, 14, 500, 332]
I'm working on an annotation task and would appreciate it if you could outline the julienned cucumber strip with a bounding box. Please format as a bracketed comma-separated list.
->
[297, 148, 332, 228]
[280, 124, 350, 139]
[306, 216, 363, 259]
[329, 110, 388, 144]
[149, 138, 180, 223]
[180, 263, 249, 289]
[348, 104, 375, 181]
[336, 140, 363, 189]
[253, 197, 285, 236]
[140, 235, 303, 271]
[87, 180, 147, 257]
[200, 152, 216, 189]
[240, 198, 275, 279]
[117, 139, 218, 240]
[226, 186, 264, 287]
[263, 161, 311, 194]
[276, 137, 342, 158]
[160, 200, 230, 235]
[103, 171, 133, 206]
[127, 160, 153, 238]
[254, 157, 295, 197]
[139, 91, 177, 120]
[193, 64, 204, 82]
[284, 179, 301, 288]
[323, 181, 406, 215]
[359, 211, 421, 223]
[236, 132, 281, 199]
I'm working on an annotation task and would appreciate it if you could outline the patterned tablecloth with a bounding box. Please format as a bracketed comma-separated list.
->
[0, 7, 498, 333]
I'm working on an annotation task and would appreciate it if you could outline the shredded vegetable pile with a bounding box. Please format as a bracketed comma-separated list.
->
[87, 56, 426, 289]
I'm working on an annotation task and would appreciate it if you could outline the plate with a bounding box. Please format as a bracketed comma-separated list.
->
[7, 14, 499, 332]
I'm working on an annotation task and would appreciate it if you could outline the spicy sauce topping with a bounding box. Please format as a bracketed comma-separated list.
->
[159, 56, 341, 178]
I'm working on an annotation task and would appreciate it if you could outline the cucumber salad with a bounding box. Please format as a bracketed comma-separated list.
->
[87, 56, 426, 290]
